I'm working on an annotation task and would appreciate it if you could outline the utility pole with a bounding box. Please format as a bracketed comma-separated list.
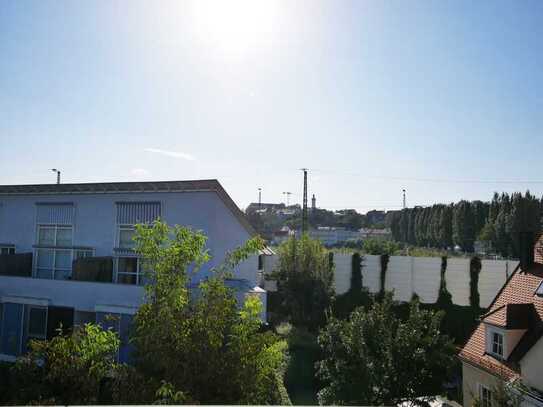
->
[402, 189, 406, 209]
[301, 168, 308, 234]
[282, 191, 292, 206]
[51, 169, 61, 184]
[258, 188, 262, 209]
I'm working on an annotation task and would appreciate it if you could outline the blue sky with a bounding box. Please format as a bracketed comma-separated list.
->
[1, 1, 542, 212]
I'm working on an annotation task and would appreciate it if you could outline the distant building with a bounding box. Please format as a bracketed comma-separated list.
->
[311, 194, 316, 211]
[308, 227, 360, 247]
[359, 228, 392, 240]
[246, 202, 286, 214]
[272, 226, 295, 245]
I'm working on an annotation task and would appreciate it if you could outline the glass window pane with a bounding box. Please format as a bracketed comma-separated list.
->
[37, 249, 54, 268]
[119, 229, 135, 249]
[56, 227, 73, 246]
[118, 257, 138, 274]
[28, 308, 47, 337]
[54, 250, 72, 269]
[118, 273, 137, 285]
[0, 248, 7, 255]
[0, 303, 24, 356]
[8, 248, 15, 255]
[38, 227, 55, 245]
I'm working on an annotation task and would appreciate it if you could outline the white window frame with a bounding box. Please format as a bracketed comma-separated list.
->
[115, 256, 148, 285]
[0, 246, 15, 255]
[117, 225, 136, 250]
[486, 325, 505, 359]
[34, 224, 79, 280]
[37, 224, 73, 247]
[0, 304, 48, 358]
[479, 383, 494, 407]
[74, 249, 95, 260]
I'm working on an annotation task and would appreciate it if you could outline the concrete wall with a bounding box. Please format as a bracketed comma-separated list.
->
[263, 253, 518, 307]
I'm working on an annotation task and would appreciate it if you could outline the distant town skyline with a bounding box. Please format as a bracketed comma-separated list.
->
[2, 1, 543, 212]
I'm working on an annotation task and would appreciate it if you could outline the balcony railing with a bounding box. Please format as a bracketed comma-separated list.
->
[0, 253, 115, 284]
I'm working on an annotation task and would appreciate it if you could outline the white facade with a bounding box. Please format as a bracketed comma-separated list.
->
[0, 180, 263, 362]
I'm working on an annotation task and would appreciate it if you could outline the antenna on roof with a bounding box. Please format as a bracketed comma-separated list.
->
[51, 169, 61, 184]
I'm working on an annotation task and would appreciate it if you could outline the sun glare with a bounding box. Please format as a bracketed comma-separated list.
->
[190, 0, 279, 54]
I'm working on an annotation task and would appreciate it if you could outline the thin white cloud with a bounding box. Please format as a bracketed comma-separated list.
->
[145, 148, 196, 161]
[131, 168, 150, 177]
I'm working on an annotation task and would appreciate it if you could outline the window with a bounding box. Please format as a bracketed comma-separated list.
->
[26, 306, 47, 344]
[479, 384, 494, 407]
[492, 332, 503, 357]
[116, 257, 151, 285]
[34, 225, 96, 280]
[0, 247, 15, 255]
[118, 226, 136, 249]
[74, 249, 94, 260]
[38, 225, 73, 247]
[36, 248, 72, 280]
[117, 257, 138, 284]
[0, 304, 48, 357]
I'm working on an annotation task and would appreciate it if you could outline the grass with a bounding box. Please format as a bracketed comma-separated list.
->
[276, 323, 320, 405]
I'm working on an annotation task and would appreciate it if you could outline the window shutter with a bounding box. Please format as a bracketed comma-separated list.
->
[36, 203, 74, 225]
[116, 202, 161, 224]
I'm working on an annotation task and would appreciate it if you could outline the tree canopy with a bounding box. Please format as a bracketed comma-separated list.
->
[273, 235, 335, 332]
[317, 293, 455, 406]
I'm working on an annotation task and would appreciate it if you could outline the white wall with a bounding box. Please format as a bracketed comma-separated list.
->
[263, 253, 518, 307]
[0, 275, 144, 312]
[413, 257, 441, 303]
[520, 338, 543, 392]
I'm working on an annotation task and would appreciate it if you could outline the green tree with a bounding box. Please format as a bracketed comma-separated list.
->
[362, 238, 401, 255]
[453, 200, 476, 252]
[9, 324, 120, 405]
[317, 293, 455, 406]
[274, 235, 335, 332]
[130, 220, 289, 404]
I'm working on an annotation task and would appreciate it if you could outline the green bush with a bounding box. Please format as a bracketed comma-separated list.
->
[273, 235, 335, 332]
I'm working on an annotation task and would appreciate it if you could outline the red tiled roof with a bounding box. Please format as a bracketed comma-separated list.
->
[482, 305, 507, 327]
[459, 263, 543, 380]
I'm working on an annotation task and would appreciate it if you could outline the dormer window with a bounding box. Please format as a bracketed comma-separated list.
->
[491, 332, 503, 357]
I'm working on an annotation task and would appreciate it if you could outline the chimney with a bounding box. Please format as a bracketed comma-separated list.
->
[520, 231, 535, 269]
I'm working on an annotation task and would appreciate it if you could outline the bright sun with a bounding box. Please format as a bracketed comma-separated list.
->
[190, 0, 279, 54]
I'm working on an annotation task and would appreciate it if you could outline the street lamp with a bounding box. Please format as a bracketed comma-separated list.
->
[51, 169, 61, 184]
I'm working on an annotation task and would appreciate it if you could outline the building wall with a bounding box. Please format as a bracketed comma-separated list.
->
[462, 362, 499, 407]
[520, 337, 543, 391]
[0, 190, 257, 286]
